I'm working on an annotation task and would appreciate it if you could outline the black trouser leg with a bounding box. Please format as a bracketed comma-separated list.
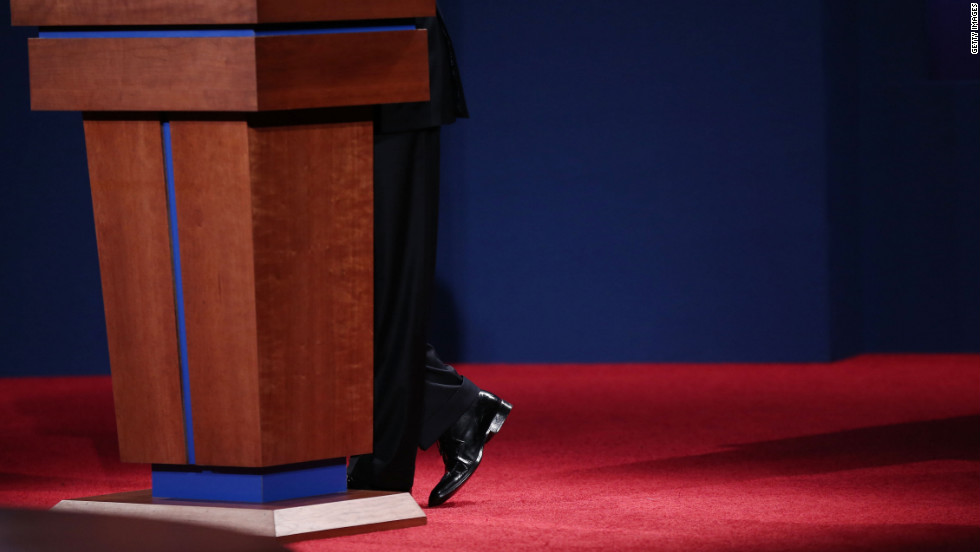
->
[348, 127, 441, 492]
[350, 126, 480, 491]
[420, 344, 480, 449]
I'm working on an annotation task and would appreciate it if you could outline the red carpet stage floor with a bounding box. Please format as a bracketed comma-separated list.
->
[1, 354, 978, 551]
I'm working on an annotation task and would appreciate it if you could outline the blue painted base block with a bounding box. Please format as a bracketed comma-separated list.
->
[152, 458, 347, 503]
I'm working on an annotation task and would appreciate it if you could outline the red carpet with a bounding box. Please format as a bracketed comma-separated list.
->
[1, 354, 978, 551]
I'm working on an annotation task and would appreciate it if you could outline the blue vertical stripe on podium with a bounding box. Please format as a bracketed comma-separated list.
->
[161, 120, 196, 464]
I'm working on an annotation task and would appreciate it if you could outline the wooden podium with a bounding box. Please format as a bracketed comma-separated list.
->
[11, 0, 433, 539]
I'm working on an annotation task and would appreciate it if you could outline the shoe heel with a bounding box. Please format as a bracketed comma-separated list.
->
[488, 400, 512, 435]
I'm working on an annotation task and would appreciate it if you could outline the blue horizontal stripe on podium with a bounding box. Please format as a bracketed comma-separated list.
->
[37, 25, 415, 39]
[152, 458, 348, 503]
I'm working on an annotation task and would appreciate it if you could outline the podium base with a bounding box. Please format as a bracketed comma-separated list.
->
[51, 489, 426, 541]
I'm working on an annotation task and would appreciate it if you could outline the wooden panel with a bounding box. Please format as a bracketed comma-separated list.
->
[28, 32, 427, 112]
[169, 120, 264, 467]
[11, 0, 255, 25]
[28, 38, 257, 112]
[83, 117, 186, 464]
[255, 0, 434, 23]
[248, 118, 374, 465]
[11, 0, 433, 26]
[255, 31, 429, 111]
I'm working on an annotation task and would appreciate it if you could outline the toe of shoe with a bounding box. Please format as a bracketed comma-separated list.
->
[428, 462, 479, 506]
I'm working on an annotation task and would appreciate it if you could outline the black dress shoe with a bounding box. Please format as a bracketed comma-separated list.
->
[428, 390, 512, 506]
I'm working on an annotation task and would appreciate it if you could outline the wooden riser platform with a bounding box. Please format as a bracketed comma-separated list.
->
[51, 489, 426, 541]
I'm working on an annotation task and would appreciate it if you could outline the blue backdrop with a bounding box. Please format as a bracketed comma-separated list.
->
[1, 0, 977, 375]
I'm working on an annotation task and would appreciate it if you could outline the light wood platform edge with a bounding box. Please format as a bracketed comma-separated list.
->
[50, 490, 426, 540]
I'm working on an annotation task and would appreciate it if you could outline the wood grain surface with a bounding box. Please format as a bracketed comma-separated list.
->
[248, 118, 374, 466]
[255, 31, 430, 110]
[28, 31, 428, 112]
[83, 117, 187, 464]
[29, 37, 258, 112]
[167, 115, 374, 466]
[50, 489, 425, 540]
[11, 0, 434, 26]
[169, 120, 264, 466]
[11, 0, 254, 26]
[255, 0, 434, 24]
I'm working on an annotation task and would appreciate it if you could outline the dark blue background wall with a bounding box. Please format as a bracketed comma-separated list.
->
[1, 4, 105, 377]
[855, 0, 980, 352]
[1, 0, 977, 375]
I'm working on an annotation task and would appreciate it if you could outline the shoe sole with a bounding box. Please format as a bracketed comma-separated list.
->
[485, 399, 512, 444]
